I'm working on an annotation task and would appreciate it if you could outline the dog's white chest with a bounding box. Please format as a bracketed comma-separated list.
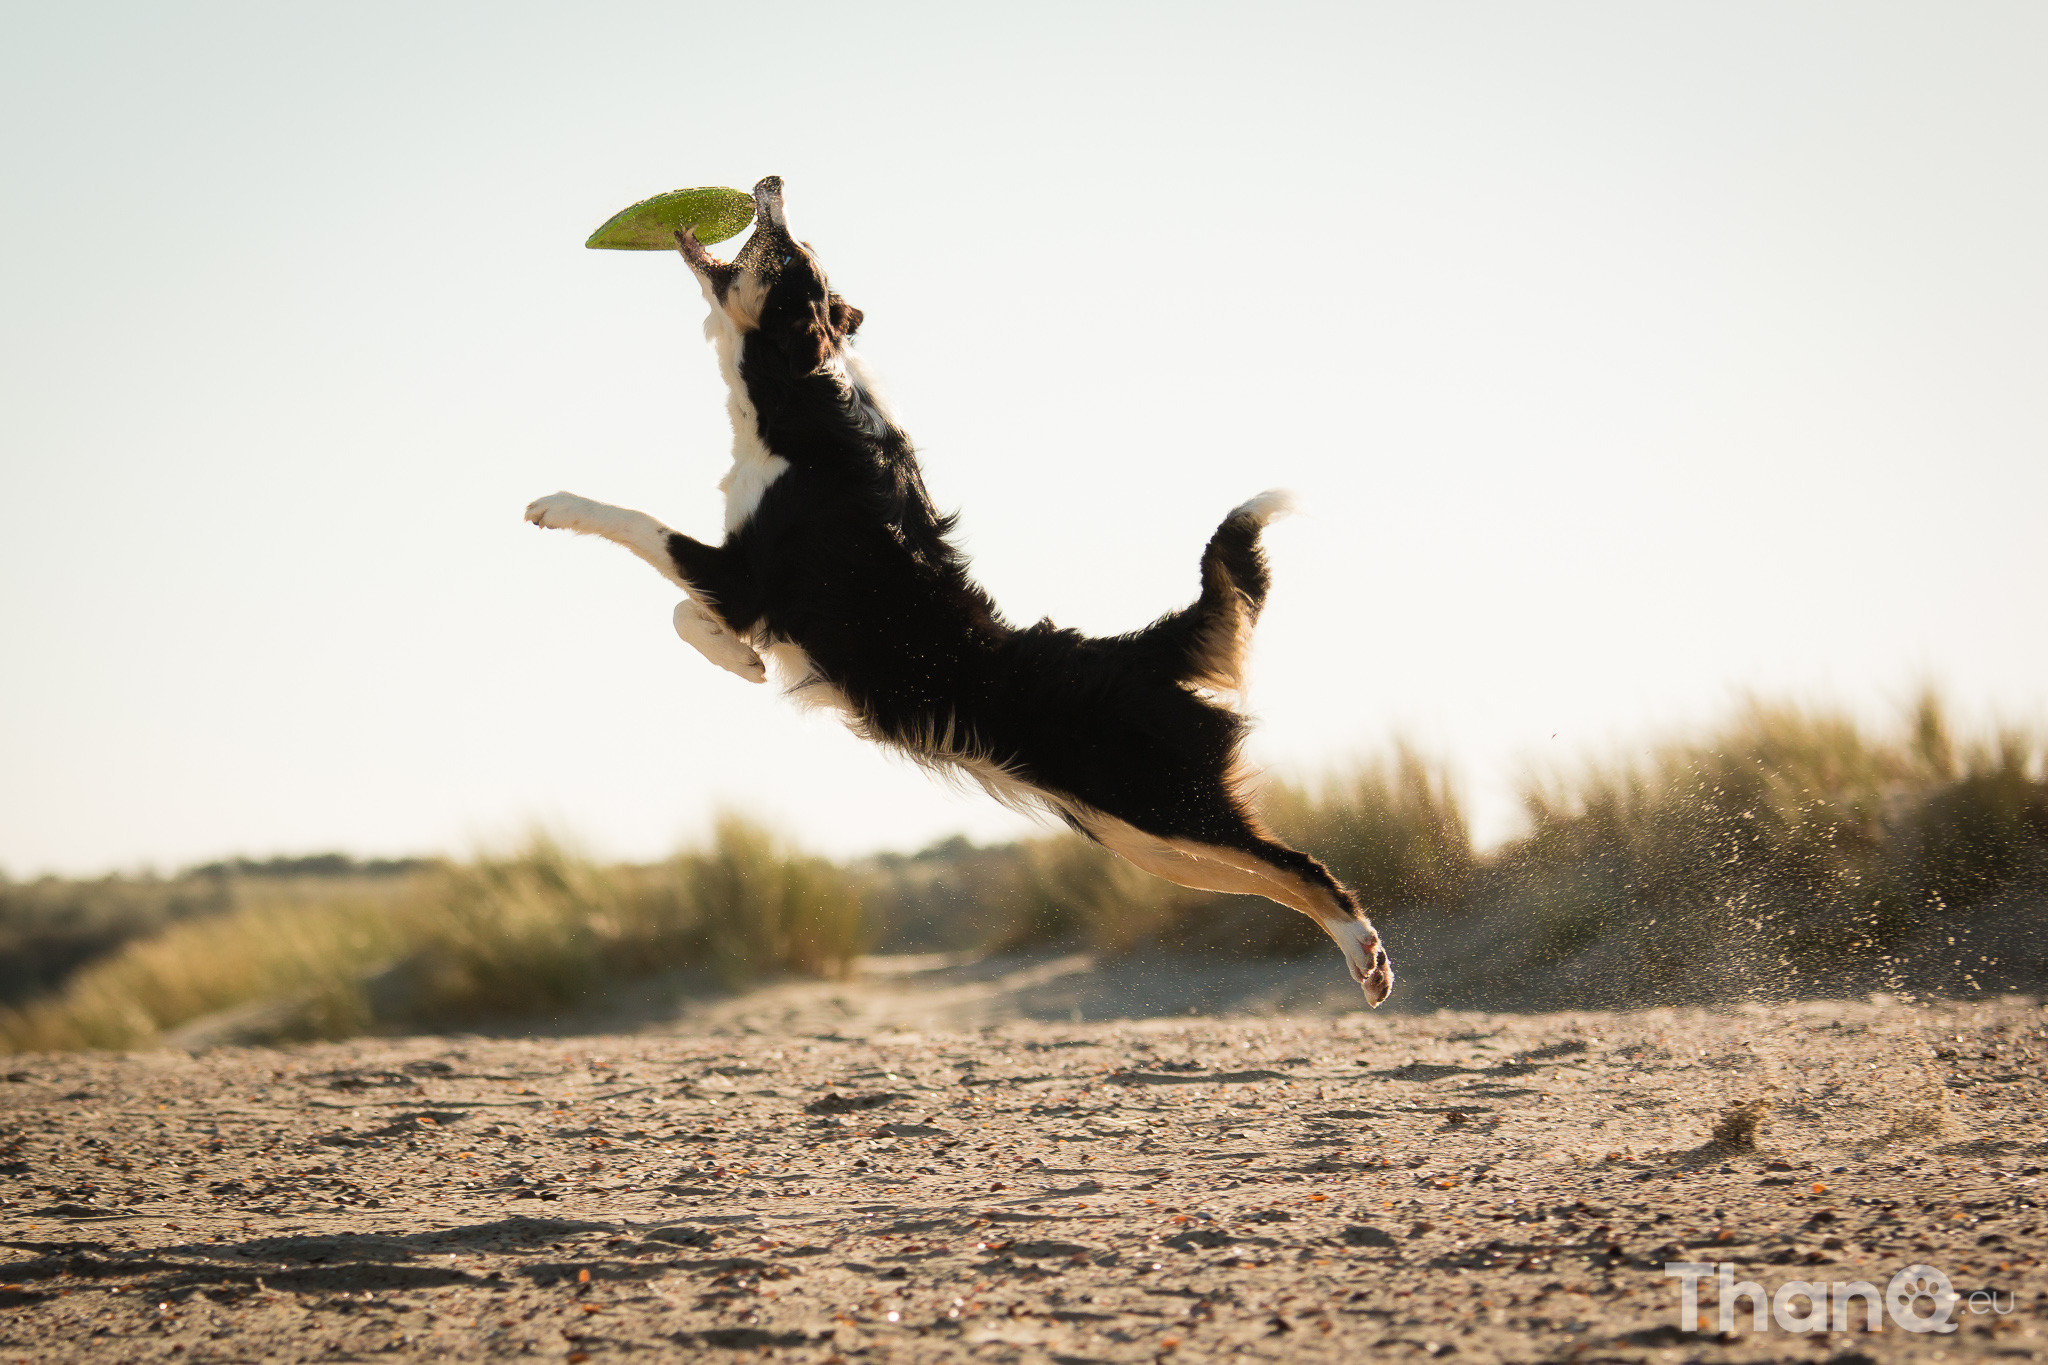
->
[702, 290, 790, 533]
[719, 444, 788, 532]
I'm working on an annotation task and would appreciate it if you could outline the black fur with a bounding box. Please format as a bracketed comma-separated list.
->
[561, 176, 1390, 999]
[679, 222, 1340, 879]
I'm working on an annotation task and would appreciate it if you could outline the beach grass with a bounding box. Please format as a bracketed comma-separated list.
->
[4, 693, 2043, 1049]
[0, 819, 864, 1052]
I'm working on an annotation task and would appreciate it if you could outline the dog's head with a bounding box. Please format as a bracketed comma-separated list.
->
[678, 175, 863, 373]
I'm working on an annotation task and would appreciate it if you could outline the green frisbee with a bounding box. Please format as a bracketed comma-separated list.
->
[585, 186, 755, 251]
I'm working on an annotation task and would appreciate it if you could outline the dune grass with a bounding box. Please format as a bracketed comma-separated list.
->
[0, 819, 865, 1052]
[0, 863, 426, 1008]
[5, 693, 2043, 1051]
[952, 695, 2045, 998]
[1472, 692, 2048, 1001]
[0, 894, 408, 1052]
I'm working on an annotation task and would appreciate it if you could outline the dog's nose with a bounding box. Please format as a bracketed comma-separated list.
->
[752, 176, 787, 230]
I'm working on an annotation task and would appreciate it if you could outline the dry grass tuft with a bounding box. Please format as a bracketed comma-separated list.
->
[1708, 1099, 1771, 1150]
[6, 692, 2044, 1049]
[1475, 691, 2048, 1005]
[0, 818, 862, 1052]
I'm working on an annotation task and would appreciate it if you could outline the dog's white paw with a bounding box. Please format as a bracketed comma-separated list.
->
[673, 600, 766, 684]
[1331, 916, 1394, 1008]
[1362, 953, 1394, 1009]
[525, 491, 597, 532]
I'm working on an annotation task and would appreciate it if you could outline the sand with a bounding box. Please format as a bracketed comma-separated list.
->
[2, 963, 2043, 1363]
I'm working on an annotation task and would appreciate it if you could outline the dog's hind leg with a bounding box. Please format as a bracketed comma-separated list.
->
[525, 491, 765, 683]
[1067, 806, 1394, 1007]
[1198, 836, 1393, 1007]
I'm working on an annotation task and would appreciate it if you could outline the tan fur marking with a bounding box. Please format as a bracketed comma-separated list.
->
[724, 272, 767, 331]
[1066, 807, 1392, 1005]
[1184, 588, 1255, 700]
[1066, 808, 1338, 925]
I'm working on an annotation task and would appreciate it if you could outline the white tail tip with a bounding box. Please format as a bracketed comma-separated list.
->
[1231, 489, 1297, 525]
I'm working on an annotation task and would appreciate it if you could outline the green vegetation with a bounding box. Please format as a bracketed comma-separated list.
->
[4, 693, 2043, 1051]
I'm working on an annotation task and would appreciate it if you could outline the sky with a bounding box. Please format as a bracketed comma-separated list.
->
[3, 2, 2044, 878]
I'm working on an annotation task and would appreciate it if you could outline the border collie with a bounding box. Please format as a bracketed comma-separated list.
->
[526, 176, 1394, 1006]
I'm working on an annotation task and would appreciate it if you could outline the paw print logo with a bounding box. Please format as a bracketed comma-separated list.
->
[1887, 1264, 1957, 1333]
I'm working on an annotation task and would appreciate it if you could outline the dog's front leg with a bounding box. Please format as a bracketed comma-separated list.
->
[525, 491, 765, 683]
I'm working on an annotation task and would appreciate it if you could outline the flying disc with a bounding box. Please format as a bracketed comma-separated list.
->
[585, 186, 755, 251]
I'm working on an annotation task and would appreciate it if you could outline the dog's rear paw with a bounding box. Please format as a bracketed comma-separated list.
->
[1362, 952, 1394, 1008]
[1332, 918, 1394, 1008]
[673, 600, 766, 683]
[525, 491, 593, 531]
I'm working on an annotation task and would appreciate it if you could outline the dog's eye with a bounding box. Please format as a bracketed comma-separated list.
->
[781, 252, 794, 267]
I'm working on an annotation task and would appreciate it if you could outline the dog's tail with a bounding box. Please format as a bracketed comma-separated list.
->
[1138, 490, 1295, 697]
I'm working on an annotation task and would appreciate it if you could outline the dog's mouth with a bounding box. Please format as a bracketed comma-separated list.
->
[677, 176, 789, 301]
[676, 176, 859, 361]
[749, 175, 788, 233]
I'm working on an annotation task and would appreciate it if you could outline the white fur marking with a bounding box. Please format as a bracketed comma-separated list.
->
[762, 641, 858, 719]
[694, 270, 788, 532]
[1232, 488, 1297, 524]
[890, 711, 1047, 818]
[831, 345, 898, 439]
[721, 447, 790, 530]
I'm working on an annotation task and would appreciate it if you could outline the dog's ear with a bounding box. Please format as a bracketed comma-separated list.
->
[829, 297, 863, 339]
[784, 296, 864, 372]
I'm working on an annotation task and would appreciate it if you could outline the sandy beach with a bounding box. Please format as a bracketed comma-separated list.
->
[1, 961, 2042, 1363]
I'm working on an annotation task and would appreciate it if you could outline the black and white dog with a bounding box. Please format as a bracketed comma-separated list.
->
[527, 176, 1394, 1006]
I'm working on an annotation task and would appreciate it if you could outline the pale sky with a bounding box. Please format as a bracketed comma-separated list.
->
[3, 2, 2044, 877]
